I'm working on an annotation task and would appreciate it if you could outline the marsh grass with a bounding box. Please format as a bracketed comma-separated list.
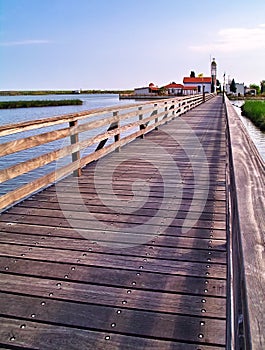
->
[0, 99, 83, 109]
[241, 100, 265, 131]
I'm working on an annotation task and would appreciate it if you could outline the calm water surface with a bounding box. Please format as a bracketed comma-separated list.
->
[231, 100, 265, 161]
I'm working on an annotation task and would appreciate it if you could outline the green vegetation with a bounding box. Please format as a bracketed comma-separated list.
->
[261, 80, 265, 94]
[0, 89, 133, 96]
[241, 100, 265, 131]
[249, 84, 261, 95]
[0, 99, 83, 109]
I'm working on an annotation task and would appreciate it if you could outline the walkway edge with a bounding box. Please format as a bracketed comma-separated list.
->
[225, 96, 265, 350]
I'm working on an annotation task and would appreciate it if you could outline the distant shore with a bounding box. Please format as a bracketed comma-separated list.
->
[0, 99, 83, 109]
[0, 89, 133, 96]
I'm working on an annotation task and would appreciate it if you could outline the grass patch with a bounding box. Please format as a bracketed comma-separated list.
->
[241, 100, 265, 131]
[0, 99, 83, 109]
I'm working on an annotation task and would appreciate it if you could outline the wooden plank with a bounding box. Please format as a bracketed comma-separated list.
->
[0, 208, 227, 239]
[0, 231, 226, 264]
[17, 197, 227, 216]
[0, 220, 227, 240]
[0, 126, 70, 157]
[0, 292, 226, 345]
[0, 317, 225, 349]
[45, 187, 226, 204]
[0, 257, 226, 297]
[0, 243, 226, 278]
[0, 211, 226, 233]
[0, 273, 226, 318]
[6, 203, 226, 223]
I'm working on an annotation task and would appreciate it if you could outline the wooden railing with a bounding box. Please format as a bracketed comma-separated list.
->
[0, 93, 215, 212]
[225, 96, 265, 350]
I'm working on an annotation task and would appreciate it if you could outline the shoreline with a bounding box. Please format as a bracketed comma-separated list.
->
[0, 99, 83, 109]
[0, 90, 133, 96]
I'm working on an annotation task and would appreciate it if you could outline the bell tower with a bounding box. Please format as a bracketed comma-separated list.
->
[211, 58, 217, 93]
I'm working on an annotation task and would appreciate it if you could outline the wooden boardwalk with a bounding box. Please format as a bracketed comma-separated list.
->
[0, 96, 228, 349]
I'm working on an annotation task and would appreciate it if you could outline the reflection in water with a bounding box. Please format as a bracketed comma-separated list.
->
[231, 101, 265, 161]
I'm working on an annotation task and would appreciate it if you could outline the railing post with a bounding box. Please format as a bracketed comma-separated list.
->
[163, 101, 171, 124]
[139, 106, 145, 139]
[203, 85, 206, 102]
[69, 120, 81, 177]
[154, 103, 158, 129]
[113, 111, 120, 152]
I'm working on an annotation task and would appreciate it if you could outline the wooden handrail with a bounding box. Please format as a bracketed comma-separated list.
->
[0, 94, 215, 211]
[225, 96, 265, 350]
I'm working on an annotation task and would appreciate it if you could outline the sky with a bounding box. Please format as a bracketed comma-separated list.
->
[0, 0, 264, 90]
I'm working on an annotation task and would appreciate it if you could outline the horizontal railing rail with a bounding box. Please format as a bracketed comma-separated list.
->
[225, 96, 265, 350]
[0, 93, 215, 212]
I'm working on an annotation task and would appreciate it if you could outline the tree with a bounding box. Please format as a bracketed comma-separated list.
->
[230, 79, 237, 93]
[261, 80, 265, 94]
[158, 87, 167, 96]
[250, 84, 260, 94]
[190, 71, 195, 78]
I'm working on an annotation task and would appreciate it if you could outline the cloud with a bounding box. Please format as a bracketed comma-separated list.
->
[0, 39, 52, 46]
[189, 24, 265, 53]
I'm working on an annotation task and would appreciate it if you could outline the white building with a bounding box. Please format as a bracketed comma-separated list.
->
[163, 83, 198, 96]
[226, 83, 245, 96]
[182, 86, 198, 95]
[164, 83, 183, 95]
[183, 77, 212, 93]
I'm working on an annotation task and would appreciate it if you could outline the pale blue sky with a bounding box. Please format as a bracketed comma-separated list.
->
[0, 0, 264, 90]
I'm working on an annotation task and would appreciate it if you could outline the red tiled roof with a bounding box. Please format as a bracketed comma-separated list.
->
[183, 77, 212, 83]
[164, 83, 183, 89]
[149, 86, 159, 91]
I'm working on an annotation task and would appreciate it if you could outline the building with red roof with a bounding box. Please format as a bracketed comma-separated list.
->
[183, 77, 212, 93]
[163, 83, 183, 95]
[134, 83, 159, 95]
[133, 59, 217, 97]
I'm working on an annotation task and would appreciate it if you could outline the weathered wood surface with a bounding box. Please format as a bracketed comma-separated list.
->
[225, 97, 265, 350]
[0, 96, 228, 349]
